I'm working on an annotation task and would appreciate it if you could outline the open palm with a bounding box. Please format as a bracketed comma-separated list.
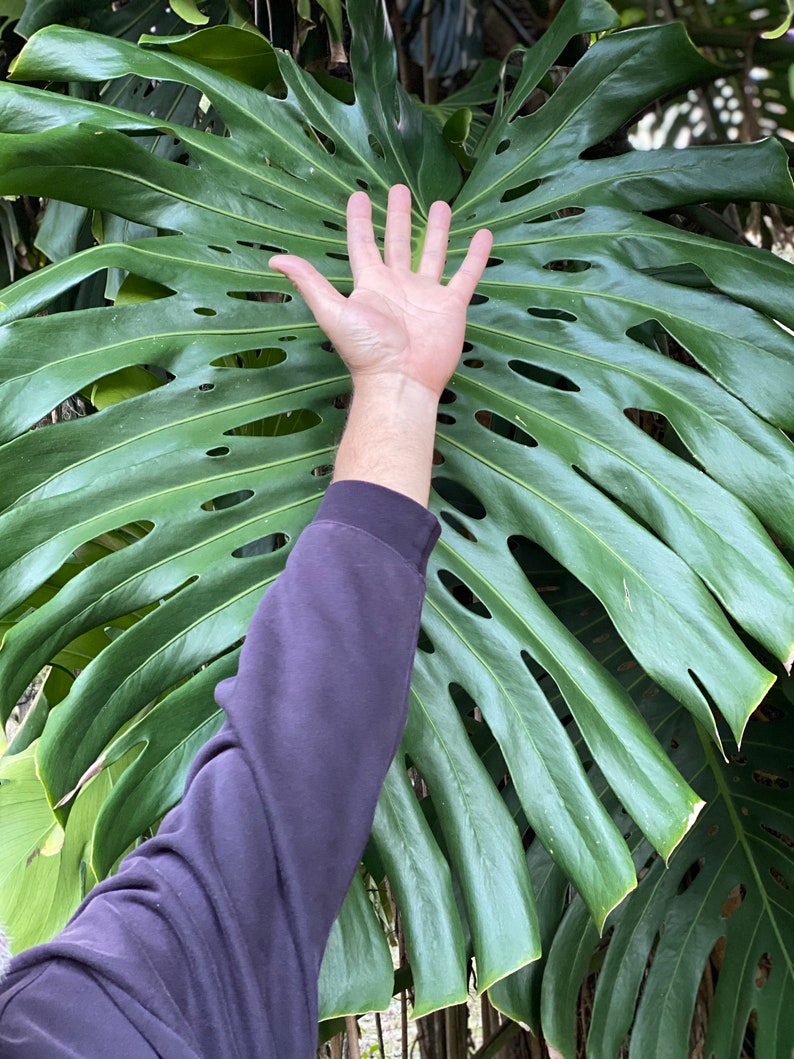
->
[270, 185, 492, 398]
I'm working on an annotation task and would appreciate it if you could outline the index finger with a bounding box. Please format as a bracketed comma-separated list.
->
[447, 228, 494, 301]
[346, 190, 382, 279]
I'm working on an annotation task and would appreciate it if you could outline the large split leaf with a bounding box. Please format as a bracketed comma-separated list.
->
[487, 549, 794, 1059]
[0, 0, 793, 1017]
[538, 676, 794, 1059]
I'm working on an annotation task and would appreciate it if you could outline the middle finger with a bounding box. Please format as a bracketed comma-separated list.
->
[384, 184, 413, 270]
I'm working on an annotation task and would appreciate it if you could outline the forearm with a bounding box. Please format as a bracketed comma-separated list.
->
[332, 374, 440, 507]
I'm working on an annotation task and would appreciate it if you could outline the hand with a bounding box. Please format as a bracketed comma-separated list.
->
[269, 184, 493, 400]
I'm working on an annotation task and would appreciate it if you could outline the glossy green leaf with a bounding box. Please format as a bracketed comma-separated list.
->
[486, 551, 794, 1055]
[404, 665, 541, 990]
[371, 762, 468, 1016]
[0, 0, 793, 1018]
[540, 681, 794, 1059]
[170, 0, 209, 27]
[317, 872, 394, 1020]
[139, 27, 279, 89]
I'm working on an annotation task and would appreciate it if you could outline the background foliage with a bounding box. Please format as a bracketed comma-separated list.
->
[0, 1, 792, 1056]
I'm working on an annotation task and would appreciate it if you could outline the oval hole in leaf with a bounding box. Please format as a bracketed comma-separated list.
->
[439, 388, 457, 405]
[464, 358, 484, 368]
[200, 489, 254, 512]
[642, 262, 713, 289]
[475, 409, 538, 448]
[440, 510, 478, 542]
[623, 406, 670, 441]
[437, 412, 456, 425]
[241, 190, 284, 211]
[755, 953, 772, 989]
[417, 626, 435, 654]
[500, 178, 541, 203]
[226, 290, 287, 301]
[495, 138, 510, 154]
[720, 882, 747, 918]
[752, 770, 790, 789]
[194, 307, 217, 316]
[509, 536, 563, 594]
[223, 408, 322, 437]
[198, 383, 214, 392]
[542, 258, 591, 272]
[209, 244, 232, 254]
[623, 408, 704, 470]
[210, 348, 287, 369]
[115, 275, 176, 304]
[486, 256, 504, 268]
[368, 133, 385, 158]
[158, 573, 200, 604]
[356, 178, 369, 190]
[755, 702, 785, 722]
[470, 292, 489, 305]
[302, 122, 335, 153]
[769, 867, 790, 890]
[206, 446, 230, 457]
[438, 569, 492, 619]
[232, 532, 290, 558]
[527, 306, 577, 322]
[449, 681, 479, 717]
[526, 207, 586, 224]
[508, 360, 580, 391]
[625, 318, 673, 354]
[676, 857, 705, 895]
[432, 448, 445, 466]
[88, 521, 154, 555]
[432, 477, 486, 519]
[326, 252, 350, 261]
[311, 464, 334, 477]
[760, 824, 794, 848]
[323, 219, 345, 232]
[238, 240, 284, 253]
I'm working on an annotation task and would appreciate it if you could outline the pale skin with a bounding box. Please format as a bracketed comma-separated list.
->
[269, 184, 493, 507]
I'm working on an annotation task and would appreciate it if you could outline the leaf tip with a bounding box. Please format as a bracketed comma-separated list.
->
[663, 798, 706, 867]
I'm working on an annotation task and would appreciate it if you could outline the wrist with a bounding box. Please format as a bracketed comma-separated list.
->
[332, 374, 441, 508]
[349, 371, 442, 413]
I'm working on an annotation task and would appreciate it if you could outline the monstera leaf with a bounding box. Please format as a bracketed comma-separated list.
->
[488, 549, 794, 1058]
[0, 0, 793, 1021]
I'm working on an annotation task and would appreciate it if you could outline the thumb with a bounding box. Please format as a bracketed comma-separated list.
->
[269, 255, 345, 330]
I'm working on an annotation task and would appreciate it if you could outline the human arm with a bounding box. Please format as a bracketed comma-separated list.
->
[0, 187, 491, 1059]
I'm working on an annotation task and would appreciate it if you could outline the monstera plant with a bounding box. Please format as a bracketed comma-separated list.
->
[0, 0, 792, 1054]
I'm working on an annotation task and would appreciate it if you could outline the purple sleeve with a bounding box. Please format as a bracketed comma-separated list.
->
[0, 481, 439, 1059]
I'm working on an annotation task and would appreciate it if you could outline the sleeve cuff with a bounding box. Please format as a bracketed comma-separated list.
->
[314, 480, 441, 575]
